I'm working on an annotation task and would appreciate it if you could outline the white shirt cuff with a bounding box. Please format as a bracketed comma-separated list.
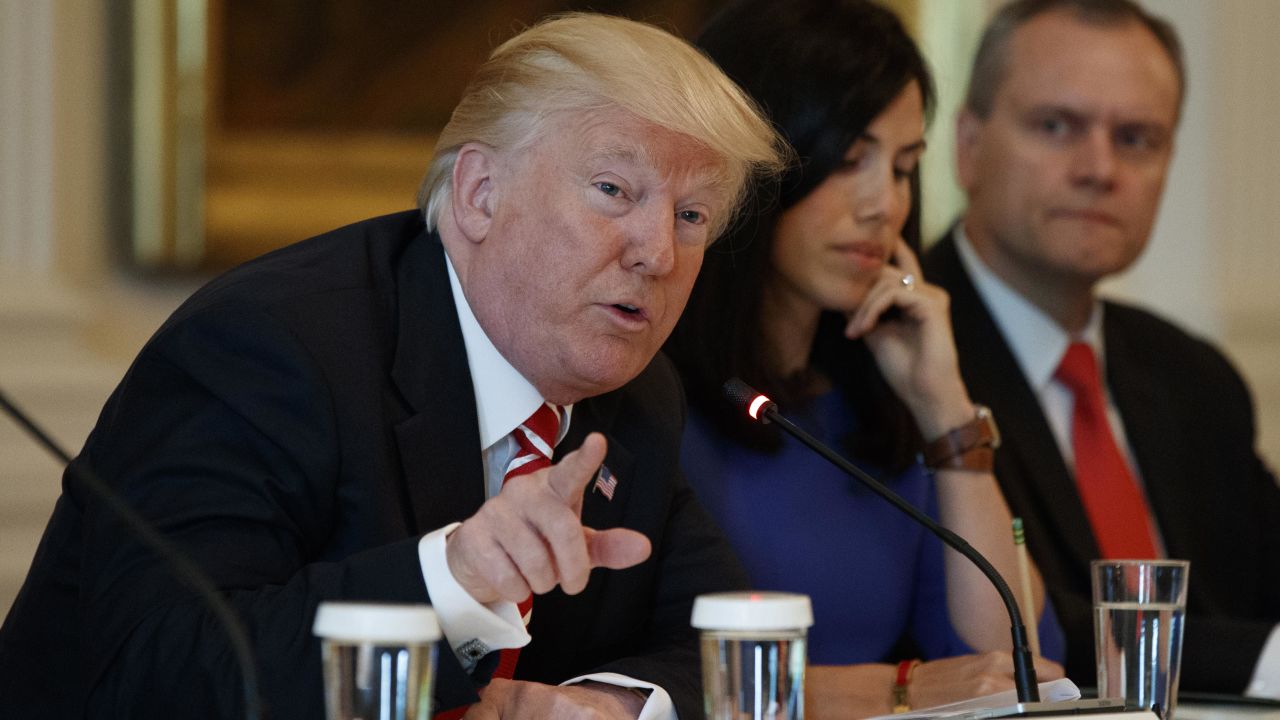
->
[1246, 623, 1280, 699]
[563, 672, 677, 720]
[418, 523, 531, 670]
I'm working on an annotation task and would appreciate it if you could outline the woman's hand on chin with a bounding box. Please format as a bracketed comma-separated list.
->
[844, 238, 973, 439]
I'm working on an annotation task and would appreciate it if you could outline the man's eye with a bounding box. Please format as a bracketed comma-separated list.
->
[596, 182, 622, 197]
[1115, 126, 1162, 152]
[678, 209, 704, 225]
[1039, 117, 1069, 137]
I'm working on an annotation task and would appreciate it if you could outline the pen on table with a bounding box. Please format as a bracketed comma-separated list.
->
[1012, 517, 1041, 657]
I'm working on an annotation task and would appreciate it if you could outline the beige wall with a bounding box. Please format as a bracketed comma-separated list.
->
[0, 0, 111, 290]
[0, 0, 197, 616]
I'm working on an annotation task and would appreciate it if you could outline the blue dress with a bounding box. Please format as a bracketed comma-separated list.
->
[681, 390, 1064, 664]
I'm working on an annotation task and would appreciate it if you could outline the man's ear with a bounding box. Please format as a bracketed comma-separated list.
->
[451, 143, 498, 243]
[954, 108, 983, 191]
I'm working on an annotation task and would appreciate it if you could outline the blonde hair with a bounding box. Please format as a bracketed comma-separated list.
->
[417, 12, 788, 238]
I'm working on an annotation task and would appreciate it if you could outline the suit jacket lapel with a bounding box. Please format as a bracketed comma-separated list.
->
[390, 231, 485, 535]
[1102, 305, 1181, 552]
[928, 234, 1101, 567]
[556, 390, 634, 532]
[527, 388, 634, 652]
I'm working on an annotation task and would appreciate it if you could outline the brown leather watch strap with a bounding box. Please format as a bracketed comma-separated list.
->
[922, 405, 1000, 472]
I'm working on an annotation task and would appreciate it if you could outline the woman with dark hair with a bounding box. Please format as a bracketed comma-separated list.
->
[668, 0, 1065, 714]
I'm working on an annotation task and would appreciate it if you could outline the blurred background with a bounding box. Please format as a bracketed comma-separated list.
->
[3, 0, 1278, 617]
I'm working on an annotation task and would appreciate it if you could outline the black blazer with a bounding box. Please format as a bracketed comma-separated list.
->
[0, 211, 747, 718]
[924, 232, 1280, 693]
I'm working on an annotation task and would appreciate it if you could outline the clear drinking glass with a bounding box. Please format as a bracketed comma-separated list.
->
[692, 592, 814, 720]
[313, 602, 440, 720]
[1092, 560, 1190, 720]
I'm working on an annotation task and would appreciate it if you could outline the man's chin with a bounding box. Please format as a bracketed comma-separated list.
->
[1063, 247, 1145, 281]
[1035, 230, 1144, 275]
[538, 356, 649, 405]
[1043, 219, 1134, 248]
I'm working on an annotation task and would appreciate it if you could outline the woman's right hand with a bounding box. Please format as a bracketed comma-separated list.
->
[909, 652, 1066, 712]
[844, 238, 974, 441]
[805, 653, 1065, 720]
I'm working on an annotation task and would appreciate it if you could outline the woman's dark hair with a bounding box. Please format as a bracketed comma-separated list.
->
[665, 0, 936, 470]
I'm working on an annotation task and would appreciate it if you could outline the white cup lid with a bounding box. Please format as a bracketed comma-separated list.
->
[313, 602, 440, 643]
[691, 592, 813, 631]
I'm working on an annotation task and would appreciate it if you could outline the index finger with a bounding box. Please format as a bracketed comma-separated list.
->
[892, 237, 924, 279]
[547, 432, 608, 514]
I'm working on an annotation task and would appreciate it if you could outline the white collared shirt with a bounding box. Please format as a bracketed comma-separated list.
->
[447, 255, 574, 500]
[414, 251, 675, 718]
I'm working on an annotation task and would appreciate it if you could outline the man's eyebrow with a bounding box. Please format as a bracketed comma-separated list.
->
[1028, 104, 1090, 118]
[1028, 103, 1171, 130]
[587, 140, 730, 202]
[588, 144, 648, 166]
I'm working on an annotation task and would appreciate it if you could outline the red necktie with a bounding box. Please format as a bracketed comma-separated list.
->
[434, 403, 563, 720]
[492, 402, 562, 679]
[1056, 342, 1159, 559]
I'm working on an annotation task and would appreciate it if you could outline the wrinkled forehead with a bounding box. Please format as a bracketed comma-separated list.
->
[534, 108, 737, 201]
[1000, 13, 1180, 124]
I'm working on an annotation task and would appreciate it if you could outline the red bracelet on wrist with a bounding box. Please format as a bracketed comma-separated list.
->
[892, 659, 921, 713]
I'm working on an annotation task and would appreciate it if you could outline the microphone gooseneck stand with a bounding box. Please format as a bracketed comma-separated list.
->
[0, 387, 263, 720]
[723, 378, 1042, 704]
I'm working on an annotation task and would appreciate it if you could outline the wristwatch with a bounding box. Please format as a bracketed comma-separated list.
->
[922, 404, 1000, 472]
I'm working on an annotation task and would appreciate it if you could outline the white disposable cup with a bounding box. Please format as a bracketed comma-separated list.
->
[313, 602, 441, 720]
[692, 592, 814, 720]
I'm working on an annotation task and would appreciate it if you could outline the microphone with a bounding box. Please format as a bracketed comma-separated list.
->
[723, 378, 1042, 703]
[0, 387, 263, 720]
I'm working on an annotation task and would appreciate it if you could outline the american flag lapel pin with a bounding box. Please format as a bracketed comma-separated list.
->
[593, 464, 618, 501]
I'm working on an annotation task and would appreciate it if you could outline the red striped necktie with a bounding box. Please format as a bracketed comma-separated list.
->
[1056, 342, 1159, 558]
[434, 402, 563, 720]
[492, 402, 563, 679]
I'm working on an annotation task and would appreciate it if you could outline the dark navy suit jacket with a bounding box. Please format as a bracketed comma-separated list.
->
[0, 210, 746, 718]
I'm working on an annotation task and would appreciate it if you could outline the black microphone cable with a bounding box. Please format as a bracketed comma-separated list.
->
[723, 378, 1042, 704]
[0, 387, 263, 720]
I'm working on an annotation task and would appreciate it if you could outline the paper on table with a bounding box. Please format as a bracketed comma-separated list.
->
[865, 678, 1082, 720]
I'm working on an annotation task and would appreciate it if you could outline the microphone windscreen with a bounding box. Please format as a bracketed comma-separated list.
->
[722, 378, 760, 412]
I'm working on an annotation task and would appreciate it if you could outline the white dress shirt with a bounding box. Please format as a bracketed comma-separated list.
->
[953, 227, 1280, 699]
[414, 252, 677, 718]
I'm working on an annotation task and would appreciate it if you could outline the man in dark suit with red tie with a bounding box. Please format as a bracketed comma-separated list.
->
[923, 0, 1280, 698]
[0, 13, 786, 719]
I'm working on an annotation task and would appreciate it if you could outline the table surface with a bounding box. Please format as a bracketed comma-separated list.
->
[1178, 701, 1280, 720]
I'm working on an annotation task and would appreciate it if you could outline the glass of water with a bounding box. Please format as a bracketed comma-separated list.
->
[313, 602, 440, 720]
[1092, 560, 1190, 720]
[692, 592, 813, 720]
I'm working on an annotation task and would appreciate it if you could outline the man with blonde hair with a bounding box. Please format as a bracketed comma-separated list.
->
[0, 13, 786, 719]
